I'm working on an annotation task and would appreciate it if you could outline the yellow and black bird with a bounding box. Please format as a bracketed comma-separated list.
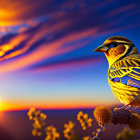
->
[94, 36, 140, 109]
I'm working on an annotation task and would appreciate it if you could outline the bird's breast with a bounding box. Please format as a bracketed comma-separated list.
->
[108, 78, 140, 106]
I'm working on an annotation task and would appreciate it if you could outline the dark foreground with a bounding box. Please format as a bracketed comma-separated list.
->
[0, 109, 140, 140]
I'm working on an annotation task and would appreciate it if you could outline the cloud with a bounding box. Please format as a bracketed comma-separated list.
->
[30, 56, 105, 73]
[0, 28, 97, 73]
[0, 0, 139, 73]
[0, 0, 139, 28]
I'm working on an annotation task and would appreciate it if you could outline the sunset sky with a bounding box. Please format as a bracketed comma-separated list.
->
[0, 0, 140, 111]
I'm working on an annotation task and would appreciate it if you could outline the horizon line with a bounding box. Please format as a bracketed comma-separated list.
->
[1, 103, 121, 112]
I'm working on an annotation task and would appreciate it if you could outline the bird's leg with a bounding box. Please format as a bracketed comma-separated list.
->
[118, 104, 130, 110]
[130, 107, 140, 113]
[125, 106, 131, 110]
[92, 125, 105, 140]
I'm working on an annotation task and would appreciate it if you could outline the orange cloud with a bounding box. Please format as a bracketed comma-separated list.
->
[0, 28, 97, 73]
[0, 0, 44, 26]
[0, 35, 28, 57]
[0, 27, 6, 33]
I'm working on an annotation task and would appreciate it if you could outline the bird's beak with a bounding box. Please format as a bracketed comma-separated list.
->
[94, 44, 109, 52]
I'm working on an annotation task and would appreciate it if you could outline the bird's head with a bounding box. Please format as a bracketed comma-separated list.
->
[94, 36, 139, 67]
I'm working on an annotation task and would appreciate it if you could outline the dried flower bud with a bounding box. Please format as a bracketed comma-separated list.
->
[112, 109, 132, 125]
[93, 106, 112, 126]
[128, 113, 140, 130]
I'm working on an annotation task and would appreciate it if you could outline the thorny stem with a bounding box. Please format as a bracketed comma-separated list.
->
[91, 125, 105, 140]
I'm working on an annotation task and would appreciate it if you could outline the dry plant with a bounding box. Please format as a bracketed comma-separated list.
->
[27, 106, 140, 140]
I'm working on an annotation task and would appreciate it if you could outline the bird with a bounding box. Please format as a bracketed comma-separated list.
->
[94, 36, 140, 110]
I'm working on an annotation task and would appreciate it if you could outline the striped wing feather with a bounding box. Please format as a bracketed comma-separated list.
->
[109, 54, 140, 88]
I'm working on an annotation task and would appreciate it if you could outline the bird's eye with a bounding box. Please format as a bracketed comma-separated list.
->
[113, 42, 118, 47]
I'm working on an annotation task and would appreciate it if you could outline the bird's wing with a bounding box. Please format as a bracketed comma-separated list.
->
[109, 54, 140, 88]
